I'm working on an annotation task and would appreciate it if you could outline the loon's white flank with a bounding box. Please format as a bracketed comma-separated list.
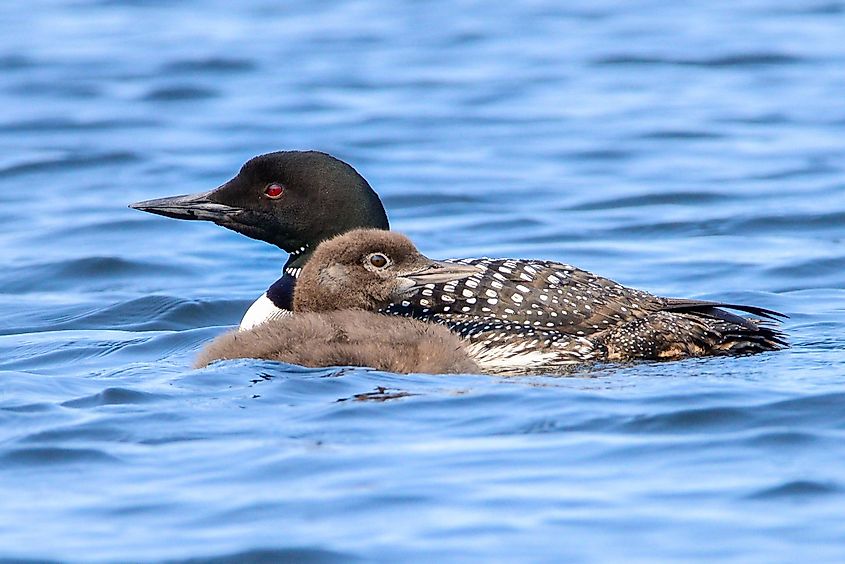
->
[239, 293, 290, 331]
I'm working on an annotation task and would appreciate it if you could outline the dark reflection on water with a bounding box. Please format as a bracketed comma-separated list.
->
[1, 0, 845, 561]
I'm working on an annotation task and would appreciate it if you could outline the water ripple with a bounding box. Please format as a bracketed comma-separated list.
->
[594, 53, 805, 68]
[0, 447, 120, 467]
[0, 151, 139, 178]
[747, 480, 842, 500]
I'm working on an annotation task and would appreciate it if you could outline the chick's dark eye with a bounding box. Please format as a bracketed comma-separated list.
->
[264, 183, 284, 199]
[369, 254, 388, 268]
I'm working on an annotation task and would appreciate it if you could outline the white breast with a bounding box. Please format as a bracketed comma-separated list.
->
[463, 337, 597, 373]
[464, 341, 562, 372]
[239, 293, 291, 331]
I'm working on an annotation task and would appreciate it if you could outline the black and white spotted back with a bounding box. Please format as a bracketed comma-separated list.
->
[381, 258, 784, 372]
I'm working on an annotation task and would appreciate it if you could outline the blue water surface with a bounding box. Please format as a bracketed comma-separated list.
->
[2, 1, 845, 561]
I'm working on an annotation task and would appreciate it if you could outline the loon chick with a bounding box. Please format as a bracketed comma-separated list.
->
[134, 151, 786, 369]
[195, 229, 481, 374]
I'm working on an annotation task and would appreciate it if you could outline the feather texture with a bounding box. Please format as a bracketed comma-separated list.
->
[382, 258, 786, 369]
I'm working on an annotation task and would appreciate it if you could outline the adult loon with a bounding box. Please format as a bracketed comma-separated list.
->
[133, 151, 786, 367]
[195, 229, 481, 374]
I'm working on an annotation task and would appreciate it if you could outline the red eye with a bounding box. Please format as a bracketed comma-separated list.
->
[264, 183, 284, 199]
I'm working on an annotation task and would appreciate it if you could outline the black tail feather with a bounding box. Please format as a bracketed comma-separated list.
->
[661, 298, 788, 352]
[663, 298, 786, 323]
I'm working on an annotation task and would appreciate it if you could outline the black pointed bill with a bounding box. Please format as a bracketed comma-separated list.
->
[129, 190, 242, 222]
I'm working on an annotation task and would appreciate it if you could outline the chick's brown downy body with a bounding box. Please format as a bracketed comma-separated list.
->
[196, 229, 481, 374]
[194, 309, 478, 374]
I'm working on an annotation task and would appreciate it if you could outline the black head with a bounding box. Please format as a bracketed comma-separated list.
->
[293, 229, 481, 313]
[129, 151, 389, 268]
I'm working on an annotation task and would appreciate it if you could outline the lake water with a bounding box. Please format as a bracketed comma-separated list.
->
[2, 1, 844, 561]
